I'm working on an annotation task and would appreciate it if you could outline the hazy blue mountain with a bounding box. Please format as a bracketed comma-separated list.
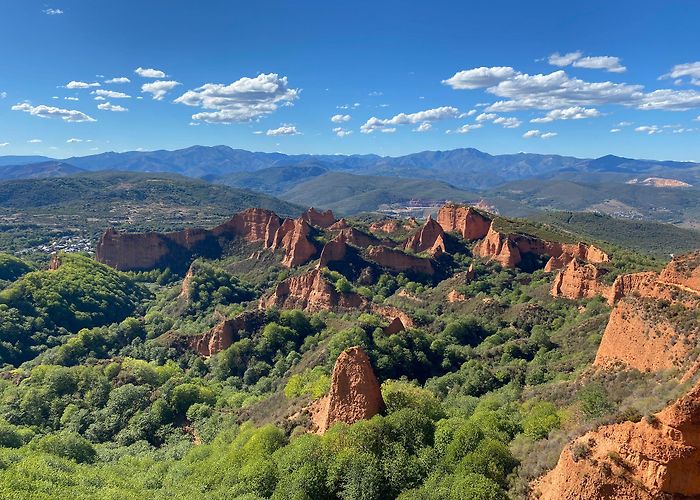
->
[0, 161, 85, 181]
[0, 155, 54, 167]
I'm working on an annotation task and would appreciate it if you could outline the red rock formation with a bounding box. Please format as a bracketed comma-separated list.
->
[437, 204, 492, 241]
[403, 216, 446, 256]
[261, 269, 365, 312]
[544, 253, 575, 272]
[301, 207, 336, 228]
[533, 378, 700, 499]
[187, 311, 266, 357]
[447, 290, 466, 303]
[328, 218, 349, 230]
[308, 346, 385, 433]
[551, 259, 609, 300]
[383, 317, 406, 335]
[365, 246, 435, 276]
[332, 227, 383, 249]
[179, 263, 195, 299]
[48, 253, 62, 270]
[317, 234, 351, 268]
[369, 219, 401, 235]
[658, 250, 700, 293]
[473, 224, 522, 267]
[96, 208, 282, 271]
[370, 304, 415, 329]
[605, 271, 658, 305]
[271, 218, 318, 268]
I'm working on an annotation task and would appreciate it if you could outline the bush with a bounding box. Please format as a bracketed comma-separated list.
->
[31, 432, 97, 463]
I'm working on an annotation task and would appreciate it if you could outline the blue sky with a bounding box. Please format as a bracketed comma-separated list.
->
[1, 0, 700, 160]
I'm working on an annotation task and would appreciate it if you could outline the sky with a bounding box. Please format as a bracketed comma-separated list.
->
[1, 0, 700, 161]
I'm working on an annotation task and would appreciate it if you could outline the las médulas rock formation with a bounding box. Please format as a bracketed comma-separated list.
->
[403, 216, 446, 256]
[550, 259, 609, 300]
[261, 269, 365, 313]
[592, 252, 700, 374]
[308, 346, 385, 434]
[187, 311, 267, 357]
[437, 203, 492, 241]
[301, 207, 336, 228]
[96, 207, 324, 271]
[365, 246, 435, 277]
[533, 377, 700, 499]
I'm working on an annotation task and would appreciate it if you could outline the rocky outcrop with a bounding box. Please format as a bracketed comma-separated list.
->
[551, 259, 609, 300]
[437, 204, 492, 241]
[447, 290, 466, 302]
[179, 263, 196, 299]
[261, 269, 365, 312]
[188, 311, 266, 357]
[333, 227, 383, 249]
[328, 219, 349, 230]
[96, 208, 282, 271]
[473, 224, 522, 267]
[48, 253, 62, 270]
[365, 246, 435, 277]
[658, 250, 700, 293]
[605, 271, 658, 305]
[371, 304, 414, 329]
[403, 217, 446, 256]
[301, 207, 336, 228]
[317, 234, 351, 268]
[271, 218, 318, 268]
[308, 346, 385, 434]
[533, 378, 700, 499]
[383, 317, 406, 335]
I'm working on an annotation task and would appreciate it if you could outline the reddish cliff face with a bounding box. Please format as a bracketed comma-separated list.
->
[261, 269, 365, 312]
[473, 224, 522, 267]
[96, 208, 282, 271]
[308, 346, 385, 434]
[551, 259, 609, 300]
[328, 218, 349, 230]
[318, 234, 351, 268]
[533, 378, 700, 499]
[301, 207, 336, 228]
[332, 227, 383, 249]
[658, 250, 700, 293]
[187, 311, 266, 357]
[270, 218, 318, 268]
[605, 271, 658, 305]
[383, 317, 406, 335]
[403, 217, 446, 256]
[365, 246, 435, 276]
[437, 204, 492, 241]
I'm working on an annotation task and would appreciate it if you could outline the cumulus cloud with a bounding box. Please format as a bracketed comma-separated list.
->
[12, 102, 96, 122]
[530, 106, 601, 122]
[474, 112, 521, 128]
[610, 128, 621, 133]
[175, 73, 299, 124]
[27, 139, 42, 143]
[660, 62, 700, 85]
[105, 77, 131, 84]
[331, 114, 351, 123]
[43, 8, 63, 15]
[64, 97, 79, 101]
[66, 138, 83, 143]
[337, 103, 360, 109]
[97, 102, 128, 112]
[332, 127, 352, 137]
[414, 122, 432, 132]
[135, 67, 166, 78]
[523, 129, 557, 139]
[66, 81, 100, 89]
[442, 66, 518, 90]
[266, 125, 300, 136]
[548, 51, 626, 73]
[548, 51, 583, 67]
[142, 80, 181, 100]
[92, 89, 131, 99]
[361, 106, 461, 133]
[445, 65, 700, 112]
[635, 125, 662, 135]
[447, 123, 483, 134]
[0, 142, 9, 147]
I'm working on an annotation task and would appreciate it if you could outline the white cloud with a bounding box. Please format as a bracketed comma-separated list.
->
[475, 112, 521, 128]
[442, 67, 517, 90]
[661, 62, 700, 84]
[43, 8, 63, 15]
[635, 125, 662, 135]
[175, 73, 299, 123]
[610, 128, 621, 133]
[97, 102, 128, 112]
[66, 81, 100, 89]
[446, 65, 700, 112]
[266, 125, 300, 136]
[548, 52, 626, 73]
[548, 51, 583, 67]
[94, 96, 106, 101]
[331, 114, 351, 123]
[361, 106, 461, 133]
[522, 129, 556, 139]
[92, 89, 131, 99]
[617, 121, 633, 127]
[66, 138, 83, 143]
[135, 67, 166, 78]
[448, 123, 483, 134]
[12, 102, 96, 122]
[64, 97, 79, 101]
[105, 77, 131, 84]
[466, 109, 477, 116]
[530, 106, 601, 123]
[337, 103, 360, 109]
[141, 80, 180, 100]
[0, 92, 6, 99]
[368, 91, 383, 96]
[27, 139, 42, 143]
[332, 127, 352, 137]
[0, 142, 9, 147]
[414, 122, 432, 132]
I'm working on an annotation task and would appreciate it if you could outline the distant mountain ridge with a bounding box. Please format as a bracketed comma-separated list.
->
[3, 145, 699, 189]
